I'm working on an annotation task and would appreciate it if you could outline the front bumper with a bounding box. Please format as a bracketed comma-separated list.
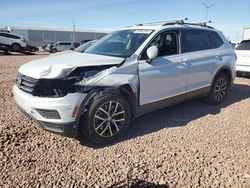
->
[13, 85, 87, 136]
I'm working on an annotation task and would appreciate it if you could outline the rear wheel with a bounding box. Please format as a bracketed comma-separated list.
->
[206, 73, 230, 104]
[81, 94, 131, 145]
[11, 43, 21, 51]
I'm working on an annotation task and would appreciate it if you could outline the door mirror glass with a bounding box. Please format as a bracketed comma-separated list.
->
[146, 45, 158, 60]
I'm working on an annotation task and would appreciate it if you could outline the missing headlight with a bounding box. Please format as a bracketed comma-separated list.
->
[34, 65, 115, 97]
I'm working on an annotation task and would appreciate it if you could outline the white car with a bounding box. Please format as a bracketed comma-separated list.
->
[235, 40, 250, 74]
[50, 42, 76, 53]
[13, 19, 236, 145]
[0, 32, 27, 50]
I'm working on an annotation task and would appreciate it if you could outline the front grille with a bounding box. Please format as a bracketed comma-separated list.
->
[36, 109, 61, 119]
[16, 73, 39, 95]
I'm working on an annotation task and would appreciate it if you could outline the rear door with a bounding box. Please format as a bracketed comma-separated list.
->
[4, 33, 14, 45]
[180, 29, 224, 92]
[138, 30, 187, 105]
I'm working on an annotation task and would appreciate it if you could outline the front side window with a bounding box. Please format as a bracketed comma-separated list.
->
[140, 31, 178, 59]
[85, 29, 153, 58]
[236, 40, 250, 50]
[181, 30, 209, 53]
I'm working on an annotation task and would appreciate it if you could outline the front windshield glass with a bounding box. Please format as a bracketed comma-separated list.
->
[85, 29, 153, 58]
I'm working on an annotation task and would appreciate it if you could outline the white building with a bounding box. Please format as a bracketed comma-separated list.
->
[243, 28, 250, 40]
[8, 26, 110, 45]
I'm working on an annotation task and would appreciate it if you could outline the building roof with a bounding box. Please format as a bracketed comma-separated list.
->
[10, 26, 111, 33]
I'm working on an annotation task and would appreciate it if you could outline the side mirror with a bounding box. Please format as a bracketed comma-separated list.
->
[146, 45, 158, 62]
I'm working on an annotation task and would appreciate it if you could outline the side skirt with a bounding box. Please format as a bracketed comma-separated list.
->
[135, 86, 210, 118]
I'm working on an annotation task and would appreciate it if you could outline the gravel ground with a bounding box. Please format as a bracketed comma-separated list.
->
[0, 52, 249, 188]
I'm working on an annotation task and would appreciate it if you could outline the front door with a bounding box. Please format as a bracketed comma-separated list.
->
[138, 30, 187, 105]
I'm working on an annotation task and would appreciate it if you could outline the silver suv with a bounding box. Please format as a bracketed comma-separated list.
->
[13, 19, 236, 145]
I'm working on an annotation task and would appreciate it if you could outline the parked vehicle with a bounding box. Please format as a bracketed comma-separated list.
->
[75, 40, 97, 52]
[13, 19, 236, 145]
[43, 43, 54, 52]
[235, 40, 250, 75]
[26, 44, 39, 52]
[0, 32, 26, 50]
[50, 42, 78, 53]
[80, 39, 93, 45]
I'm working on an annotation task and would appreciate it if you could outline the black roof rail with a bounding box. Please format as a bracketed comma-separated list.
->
[164, 21, 214, 29]
[134, 19, 214, 29]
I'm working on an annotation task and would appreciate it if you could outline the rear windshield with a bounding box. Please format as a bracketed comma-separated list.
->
[236, 41, 250, 50]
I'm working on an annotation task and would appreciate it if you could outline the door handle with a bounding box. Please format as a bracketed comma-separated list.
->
[214, 55, 223, 61]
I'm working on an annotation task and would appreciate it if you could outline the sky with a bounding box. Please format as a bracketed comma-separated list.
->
[0, 0, 249, 41]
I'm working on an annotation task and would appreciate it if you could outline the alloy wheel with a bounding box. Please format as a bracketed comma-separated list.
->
[94, 101, 125, 138]
[214, 77, 227, 101]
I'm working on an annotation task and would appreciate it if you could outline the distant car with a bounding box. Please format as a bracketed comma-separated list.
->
[0, 32, 26, 50]
[50, 42, 76, 53]
[42, 43, 54, 52]
[80, 39, 93, 45]
[26, 45, 39, 52]
[75, 40, 96, 52]
[235, 40, 250, 75]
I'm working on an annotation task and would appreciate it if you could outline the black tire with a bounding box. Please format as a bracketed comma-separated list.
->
[206, 73, 230, 104]
[50, 48, 57, 53]
[11, 43, 21, 51]
[81, 94, 131, 145]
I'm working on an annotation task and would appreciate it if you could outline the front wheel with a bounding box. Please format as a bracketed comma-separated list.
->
[206, 73, 230, 104]
[11, 43, 21, 51]
[81, 94, 131, 145]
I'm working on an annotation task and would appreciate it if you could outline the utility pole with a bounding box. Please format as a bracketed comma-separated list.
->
[202, 3, 214, 22]
[72, 20, 76, 42]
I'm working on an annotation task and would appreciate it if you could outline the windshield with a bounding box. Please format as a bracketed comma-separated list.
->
[85, 29, 153, 58]
[75, 40, 96, 52]
[236, 40, 250, 50]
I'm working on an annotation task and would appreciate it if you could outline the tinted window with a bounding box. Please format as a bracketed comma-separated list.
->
[0, 33, 7, 37]
[236, 41, 250, 50]
[208, 31, 224, 48]
[5, 34, 20, 39]
[181, 30, 209, 53]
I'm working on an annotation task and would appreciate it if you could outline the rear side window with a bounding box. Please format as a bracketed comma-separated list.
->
[207, 31, 224, 48]
[236, 41, 250, 50]
[181, 30, 209, 53]
[4, 34, 20, 39]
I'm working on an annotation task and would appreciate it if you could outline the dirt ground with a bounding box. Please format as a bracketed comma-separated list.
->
[0, 51, 249, 188]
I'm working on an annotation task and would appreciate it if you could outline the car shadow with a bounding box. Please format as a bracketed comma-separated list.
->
[110, 178, 168, 187]
[79, 83, 250, 148]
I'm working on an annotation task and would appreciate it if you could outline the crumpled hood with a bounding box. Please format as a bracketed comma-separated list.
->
[19, 52, 124, 79]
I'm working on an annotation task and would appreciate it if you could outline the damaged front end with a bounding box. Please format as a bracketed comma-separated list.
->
[17, 65, 116, 97]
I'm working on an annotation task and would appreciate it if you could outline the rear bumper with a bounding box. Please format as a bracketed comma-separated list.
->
[236, 64, 250, 73]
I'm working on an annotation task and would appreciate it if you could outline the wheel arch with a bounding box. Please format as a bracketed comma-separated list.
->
[212, 66, 233, 85]
[74, 84, 138, 136]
